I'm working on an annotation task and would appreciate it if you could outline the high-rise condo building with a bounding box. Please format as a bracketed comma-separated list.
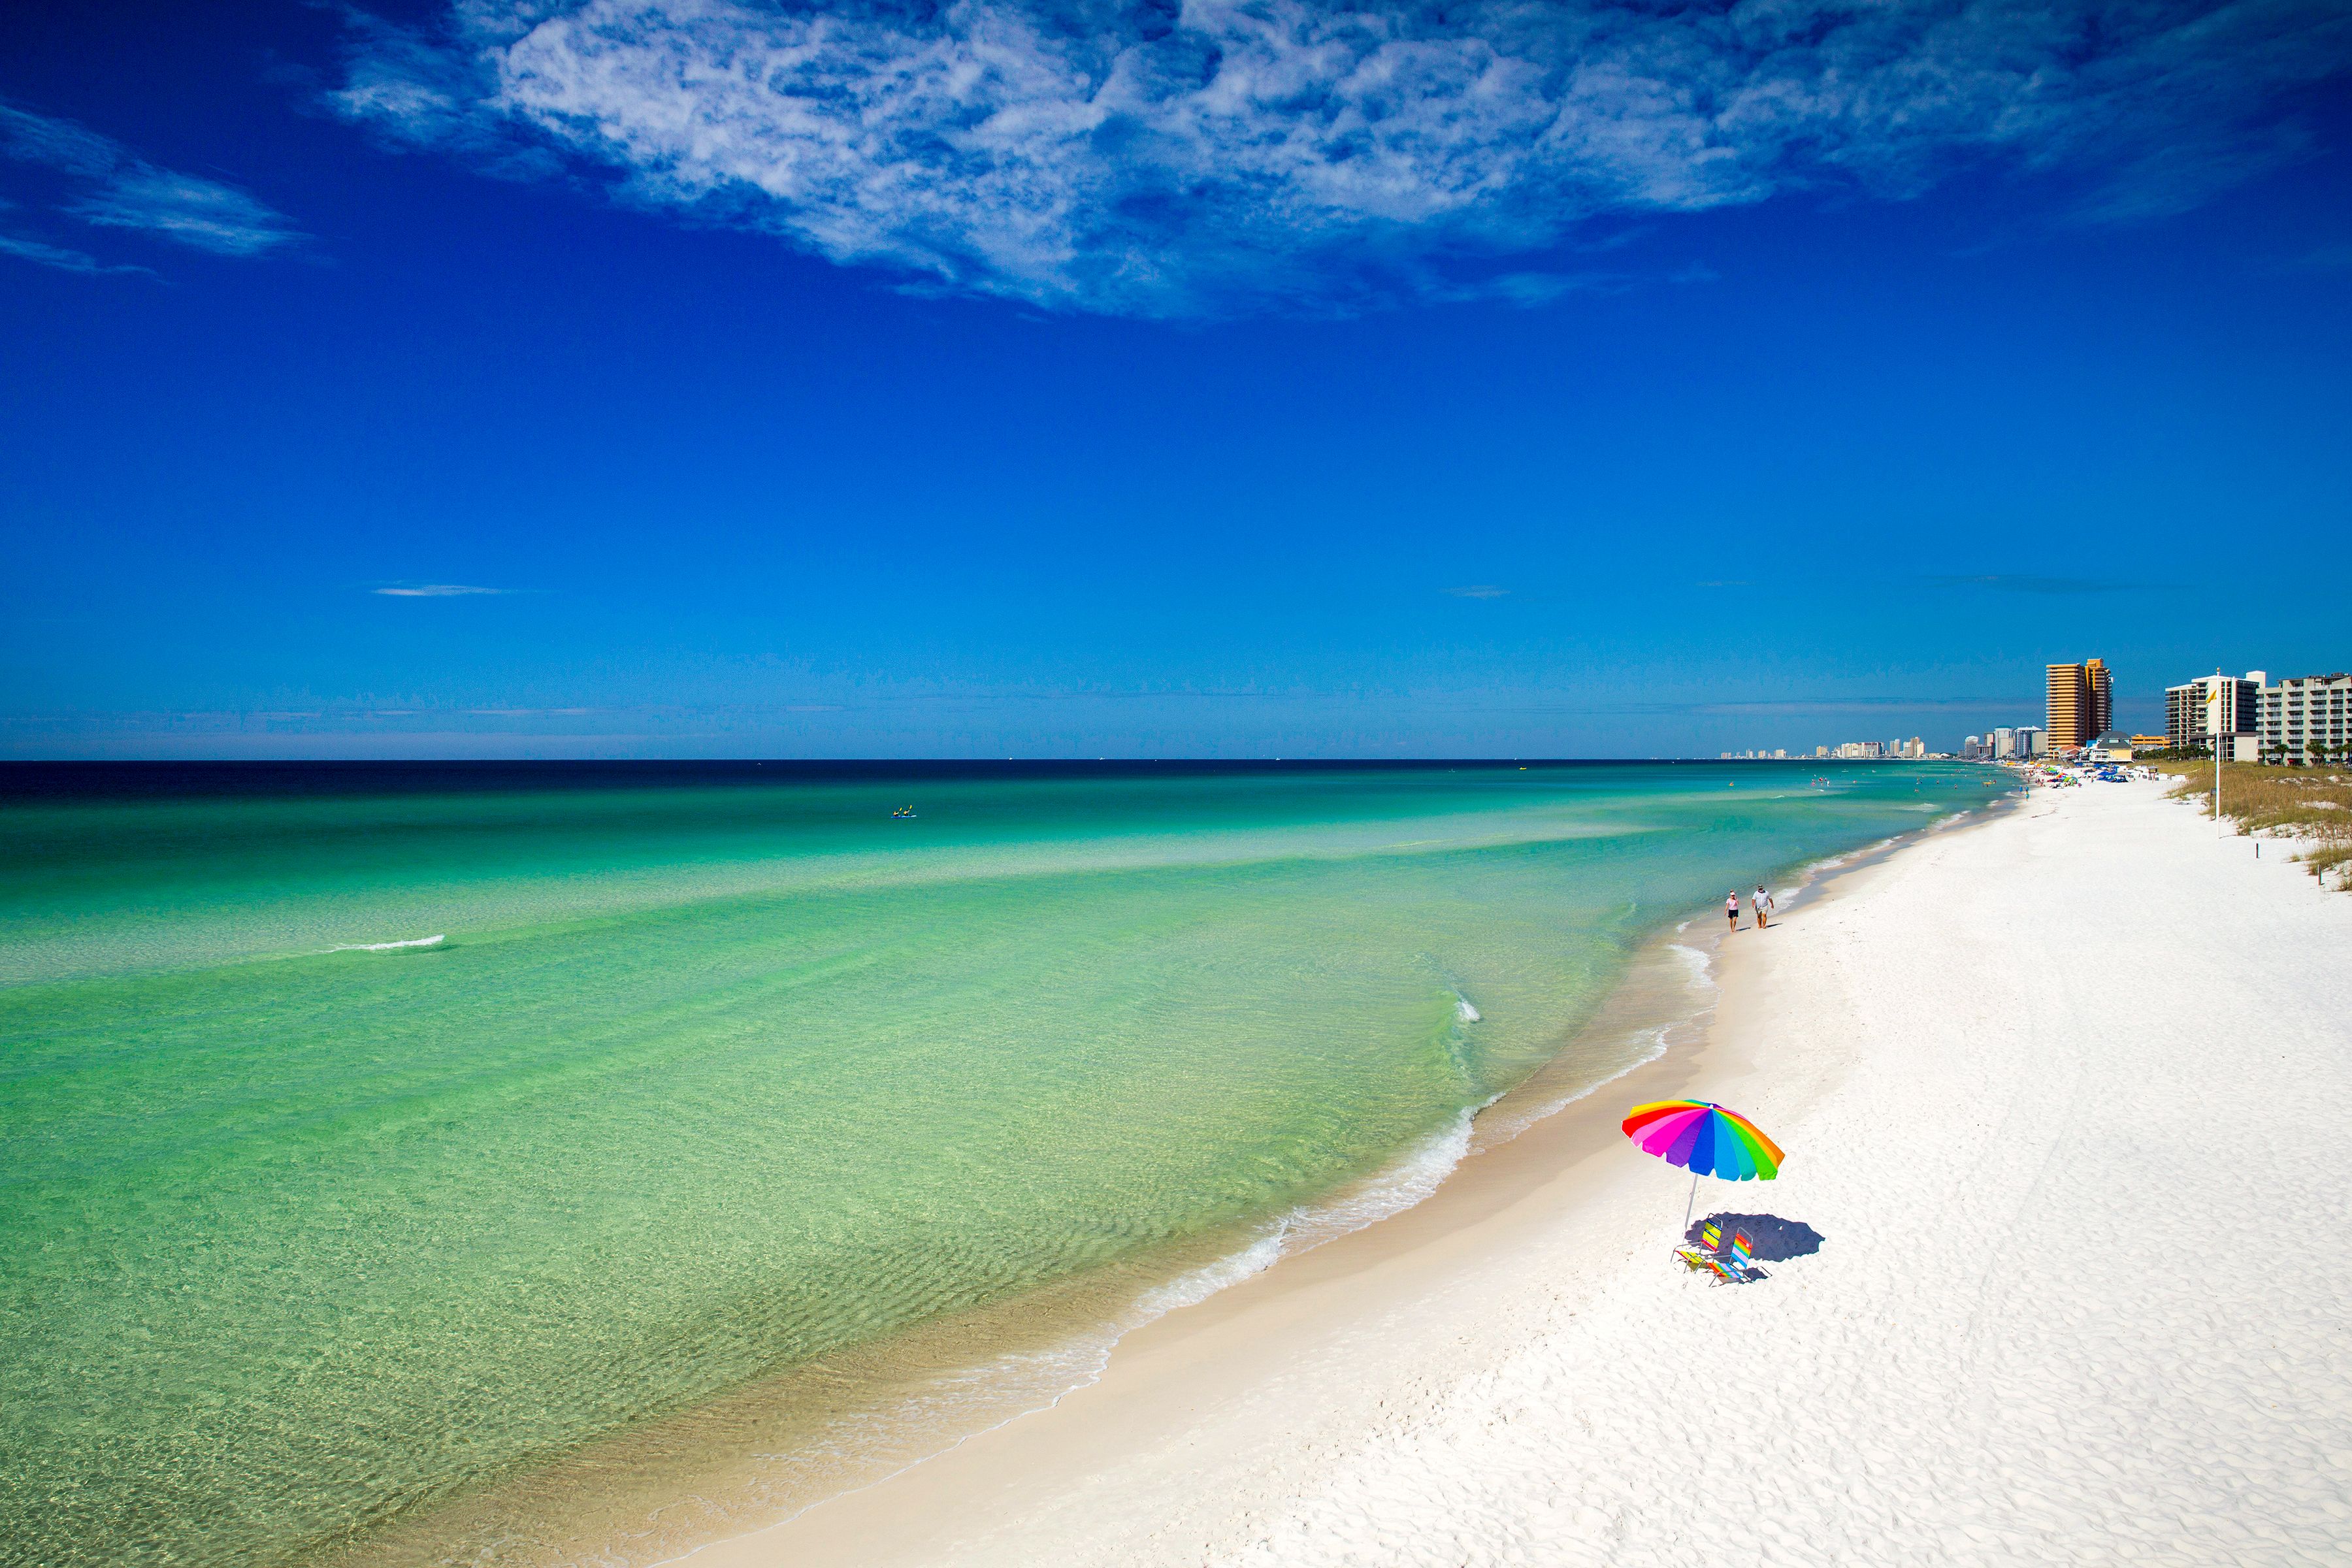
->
[2047, 664, 2085, 748]
[2260, 674, 2352, 763]
[2046, 659, 2112, 750]
[2166, 672, 2263, 755]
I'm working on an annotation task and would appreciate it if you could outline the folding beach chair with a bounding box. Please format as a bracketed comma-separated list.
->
[1674, 1220, 1727, 1277]
[1674, 1224, 1766, 1284]
[1674, 1246, 1731, 1279]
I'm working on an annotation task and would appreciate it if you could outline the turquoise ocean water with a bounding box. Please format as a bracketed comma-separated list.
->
[0, 761, 2002, 1566]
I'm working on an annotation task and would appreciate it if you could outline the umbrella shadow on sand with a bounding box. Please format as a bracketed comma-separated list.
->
[1685, 1213, 1823, 1263]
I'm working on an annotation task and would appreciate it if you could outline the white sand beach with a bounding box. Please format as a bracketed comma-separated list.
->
[687, 779, 2352, 1568]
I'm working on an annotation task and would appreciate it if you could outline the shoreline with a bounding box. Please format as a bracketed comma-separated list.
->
[668, 791, 2022, 1567]
[688, 775, 2352, 1567]
[300, 779, 2018, 1568]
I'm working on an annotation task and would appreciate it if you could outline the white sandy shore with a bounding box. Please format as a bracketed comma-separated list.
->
[687, 780, 2352, 1568]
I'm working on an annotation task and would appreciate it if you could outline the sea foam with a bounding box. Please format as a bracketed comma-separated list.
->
[327, 934, 446, 953]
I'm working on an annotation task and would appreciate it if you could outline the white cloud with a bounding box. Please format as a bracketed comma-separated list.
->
[0, 99, 305, 267]
[0, 231, 153, 276]
[68, 171, 305, 257]
[333, 1, 2352, 316]
[372, 583, 517, 596]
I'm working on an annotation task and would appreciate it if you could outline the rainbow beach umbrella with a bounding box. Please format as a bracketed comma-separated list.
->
[1622, 1099, 1784, 1231]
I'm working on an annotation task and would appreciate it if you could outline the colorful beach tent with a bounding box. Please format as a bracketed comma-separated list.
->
[1621, 1100, 1784, 1181]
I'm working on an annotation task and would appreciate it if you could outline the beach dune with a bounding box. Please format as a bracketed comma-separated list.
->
[695, 780, 2352, 1567]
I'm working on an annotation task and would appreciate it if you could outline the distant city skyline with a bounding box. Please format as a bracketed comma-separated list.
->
[1720, 740, 1929, 762]
[5, 5, 2351, 759]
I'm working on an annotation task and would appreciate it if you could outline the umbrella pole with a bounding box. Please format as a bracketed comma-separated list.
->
[1684, 1170, 1698, 1237]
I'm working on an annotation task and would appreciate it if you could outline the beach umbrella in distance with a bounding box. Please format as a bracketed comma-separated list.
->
[1622, 1099, 1784, 1232]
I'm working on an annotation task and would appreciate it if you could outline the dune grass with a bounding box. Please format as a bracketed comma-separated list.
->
[2145, 759, 2352, 887]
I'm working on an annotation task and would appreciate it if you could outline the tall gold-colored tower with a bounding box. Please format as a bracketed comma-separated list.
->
[2046, 659, 2112, 749]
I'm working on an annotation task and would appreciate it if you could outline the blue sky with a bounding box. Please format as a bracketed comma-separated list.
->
[4, 1, 2349, 759]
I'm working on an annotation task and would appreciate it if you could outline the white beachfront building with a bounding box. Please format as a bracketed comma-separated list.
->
[2165, 672, 2264, 759]
[2260, 674, 2352, 764]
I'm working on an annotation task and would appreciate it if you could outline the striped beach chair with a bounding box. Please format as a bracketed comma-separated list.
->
[1674, 1221, 1725, 1279]
[1675, 1224, 1765, 1284]
[1722, 1230, 1771, 1283]
[1674, 1246, 1730, 1280]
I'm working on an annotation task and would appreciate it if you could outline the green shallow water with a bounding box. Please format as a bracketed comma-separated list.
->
[0, 761, 2002, 1566]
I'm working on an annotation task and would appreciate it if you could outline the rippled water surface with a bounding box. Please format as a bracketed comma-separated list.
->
[0, 760, 2002, 1565]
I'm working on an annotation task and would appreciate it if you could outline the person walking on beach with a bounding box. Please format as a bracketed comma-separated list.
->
[1726, 891, 1741, 932]
[1752, 885, 1774, 930]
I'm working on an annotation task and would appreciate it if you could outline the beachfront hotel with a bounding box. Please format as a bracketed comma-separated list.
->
[2260, 673, 2352, 762]
[2165, 672, 2264, 759]
[2155, 669, 2349, 763]
[2045, 659, 2113, 750]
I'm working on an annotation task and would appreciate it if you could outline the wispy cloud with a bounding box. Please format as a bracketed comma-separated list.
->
[371, 583, 515, 597]
[0, 231, 153, 276]
[1925, 574, 2140, 595]
[0, 98, 304, 271]
[67, 170, 303, 257]
[1446, 585, 1511, 599]
[329, 1, 2352, 318]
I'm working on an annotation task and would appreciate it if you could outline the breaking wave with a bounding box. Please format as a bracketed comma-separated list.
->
[327, 934, 446, 953]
